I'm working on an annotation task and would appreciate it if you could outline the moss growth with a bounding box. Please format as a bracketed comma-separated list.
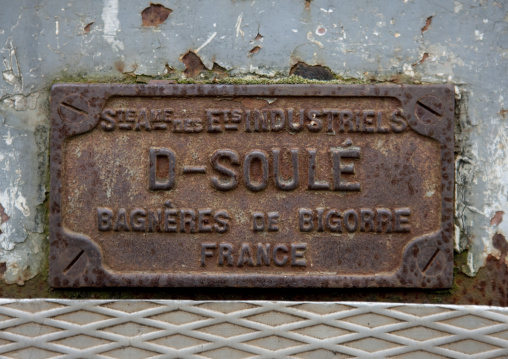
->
[52, 67, 430, 86]
[52, 73, 372, 85]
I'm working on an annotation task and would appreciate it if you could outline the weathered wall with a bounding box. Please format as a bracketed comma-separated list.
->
[1, 0, 507, 302]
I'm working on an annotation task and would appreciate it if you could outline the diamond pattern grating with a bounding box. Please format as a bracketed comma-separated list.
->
[0, 300, 507, 358]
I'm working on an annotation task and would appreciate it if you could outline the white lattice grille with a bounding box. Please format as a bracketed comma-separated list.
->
[0, 300, 507, 358]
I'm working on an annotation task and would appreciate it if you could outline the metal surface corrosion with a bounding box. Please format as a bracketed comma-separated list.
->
[49, 84, 454, 288]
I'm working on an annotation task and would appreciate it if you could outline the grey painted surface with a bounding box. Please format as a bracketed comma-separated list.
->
[0, 0, 507, 284]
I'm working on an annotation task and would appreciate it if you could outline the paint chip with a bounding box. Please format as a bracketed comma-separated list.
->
[181, 51, 207, 77]
[421, 16, 433, 33]
[248, 46, 261, 56]
[290, 62, 335, 80]
[84, 22, 93, 33]
[253, 33, 263, 42]
[142, 4, 172, 27]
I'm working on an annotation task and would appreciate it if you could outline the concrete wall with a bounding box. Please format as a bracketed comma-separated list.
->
[1, 0, 507, 302]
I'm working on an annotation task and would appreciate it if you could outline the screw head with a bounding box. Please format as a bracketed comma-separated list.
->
[417, 246, 446, 276]
[415, 95, 444, 125]
[58, 94, 90, 124]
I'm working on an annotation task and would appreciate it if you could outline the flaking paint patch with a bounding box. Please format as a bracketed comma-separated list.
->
[0, 191, 18, 251]
[102, 0, 124, 51]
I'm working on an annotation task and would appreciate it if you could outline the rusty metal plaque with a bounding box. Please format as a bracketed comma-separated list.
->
[49, 84, 454, 288]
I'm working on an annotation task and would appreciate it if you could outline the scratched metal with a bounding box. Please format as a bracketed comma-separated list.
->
[49, 84, 454, 288]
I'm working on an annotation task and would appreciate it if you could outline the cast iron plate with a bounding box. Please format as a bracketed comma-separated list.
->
[49, 84, 454, 288]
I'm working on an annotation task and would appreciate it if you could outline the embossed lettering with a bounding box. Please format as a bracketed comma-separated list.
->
[391, 109, 408, 132]
[257, 243, 270, 266]
[287, 109, 304, 132]
[219, 243, 234, 266]
[211, 150, 239, 191]
[149, 148, 176, 190]
[97, 208, 113, 231]
[299, 208, 314, 232]
[130, 209, 147, 231]
[343, 209, 358, 232]
[273, 244, 289, 266]
[207, 109, 222, 132]
[180, 209, 196, 233]
[198, 209, 213, 233]
[307, 149, 330, 190]
[360, 209, 375, 232]
[291, 244, 307, 266]
[376, 208, 392, 233]
[100, 110, 116, 131]
[306, 109, 323, 132]
[326, 210, 342, 232]
[331, 147, 361, 191]
[252, 212, 265, 231]
[214, 211, 230, 233]
[201, 243, 216, 266]
[395, 208, 411, 232]
[164, 209, 177, 232]
[273, 148, 299, 190]
[147, 209, 161, 232]
[114, 208, 130, 231]
[237, 244, 254, 267]
[339, 110, 355, 132]
[244, 150, 269, 192]
[270, 109, 285, 131]
[268, 212, 279, 231]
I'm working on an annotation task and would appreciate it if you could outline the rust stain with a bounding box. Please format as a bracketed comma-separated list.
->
[491, 211, 504, 226]
[499, 108, 508, 119]
[142, 3, 172, 27]
[181, 51, 207, 78]
[421, 16, 433, 33]
[305, 0, 312, 10]
[114, 61, 137, 76]
[114, 61, 124, 73]
[0, 203, 9, 224]
[84, 22, 93, 33]
[0, 262, 6, 276]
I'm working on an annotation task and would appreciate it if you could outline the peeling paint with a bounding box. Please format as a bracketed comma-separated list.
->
[141, 3, 172, 27]
[421, 16, 433, 33]
[84, 22, 94, 34]
[101, 0, 123, 51]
